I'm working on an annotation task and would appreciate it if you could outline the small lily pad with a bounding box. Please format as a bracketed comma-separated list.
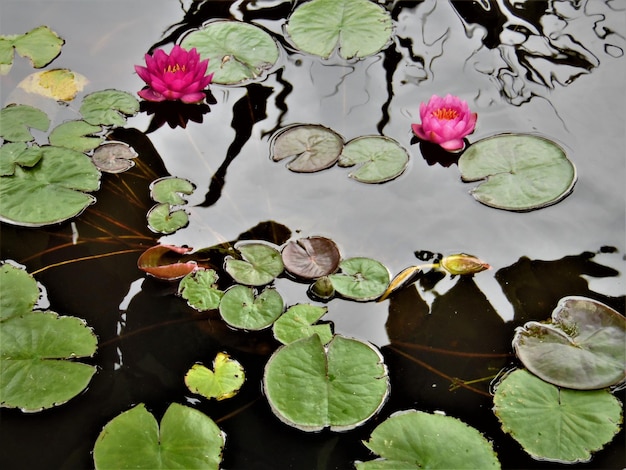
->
[286, 0, 393, 59]
[92, 142, 138, 173]
[493, 369, 622, 463]
[18, 69, 88, 101]
[328, 257, 390, 301]
[185, 352, 245, 401]
[0, 26, 64, 73]
[458, 133, 577, 211]
[339, 136, 409, 183]
[224, 243, 284, 286]
[0, 263, 40, 321]
[0, 104, 50, 142]
[149, 176, 195, 205]
[282, 236, 341, 279]
[181, 21, 279, 85]
[93, 403, 225, 470]
[513, 296, 626, 389]
[273, 304, 333, 345]
[178, 269, 223, 312]
[49, 120, 103, 153]
[271, 124, 344, 173]
[219, 285, 284, 330]
[147, 203, 189, 235]
[79, 89, 140, 127]
[137, 244, 197, 280]
[357, 410, 501, 469]
[0, 142, 43, 176]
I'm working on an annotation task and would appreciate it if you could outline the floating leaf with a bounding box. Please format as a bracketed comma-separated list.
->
[79, 89, 140, 127]
[513, 296, 626, 389]
[273, 304, 332, 345]
[263, 334, 389, 431]
[286, 0, 393, 59]
[328, 257, 390, 301]
[440, 253, 491, 275]
[0, 142, 43, 176]
[282, 236, 341, 279]
[309, 275, 335, 300]
[93, 403, 225, 470]
[137, 244, 197, 280]
[0, 263, 40, 322]
[219, 285, 284, 330]
[178, 269, 223, 311]
[147, 203, 189, 235]
[377, 265, 423, 302]
[49, 120, 103, 153]
[150, 176, 195, 205]
[0, 104, 50, 142]
[271, 124, 343, 173]
[18, 69, 88, 101]
[185, 352, 245, 401]
[224, 243, 284, 286]
[338, 136, 409, 183]
[0, 26, 64, 74]
[356, 410, 501, 469]
[493, 369, 622, 463]
[181, 21, 279, 85]
[91, 142, 138, 173]
[458, 133, 577, 211]
[0, 145, 100, 227]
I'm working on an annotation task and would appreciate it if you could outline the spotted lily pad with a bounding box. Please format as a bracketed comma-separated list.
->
[93, 403, 225, 470]
[282, 236, 341, 279]
[286, 0, 393, 59]
[0, 26, 64, 74]
[79, 89, 140, 127]
[458, 133, 577, 211]
[178, 269, 223, 311]
[18, 69, 88, 101]
[185, 352, 245, 401]
[271, 124, 343, 173]
[224, 243, 284, 286]
[513, 296, 626, 389]
[328, 257, 390, 301]
[149, 177, 195, 205]
[49, 120, 103, 153]
[273, 304, 333, 345]
[263, 334, 389, 432]
[181, 21, 279, 85]
[92, 142, 138, 173]
[493, 369, 622, 463]
[219, 285, 284, 330]
[339, 136, 409, 183]
[0, 104, 50, 142]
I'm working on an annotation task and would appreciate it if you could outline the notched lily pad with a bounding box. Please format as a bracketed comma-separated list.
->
[339, 136, 409, 183]
[513, 296, 626, 389]
[328, 257, 390, 301]
[458, 133, 576, 211]
[271, 124, 343, 173]
[79, 89, 140, 127]
[0, 142, 43, 176]
[18, 69, 88, 101]
[185, 352, 245, 401]
[219, 285, 284, 330]
[149, 176, 195, 205]
[282, 236, 341, 279]
[137, 244, 197, 280]
[0, 104, 50, 142]
[92, 141, 137, 173]
[147, 203, 189, 234]
[48, 120, 103, 153]
[273, 303, 333, 345]
[224, 243, 284, 286]
[178, 268, 223, 312]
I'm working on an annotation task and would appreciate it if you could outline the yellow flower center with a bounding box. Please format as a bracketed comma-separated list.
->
[432, 108, 459, 120]
[165, 64, 186, 74]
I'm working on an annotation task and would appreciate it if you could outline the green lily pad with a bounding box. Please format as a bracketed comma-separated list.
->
[0, 145, 100, 227]
[146, 203, 189, 234]
[219, 285, 284, 330]
[339, 136, 409, 183]
[286, 0, 393, 59]
[0, 142, 43, 176]
[513, 296, 626, 390]
[93, 403, 225, 470]
[357, 410, 501, 469]
[328, 257, 390, 301]
[181, 21, 279, 85]
[273, 303, 333, 345]
[92, 142, 138, 174]
[48, 120, 103, 153]
[149, 176, 195, 205]
[0, 263, 40, 321]
[178, 269, 223, 312]
[137, 244, 197, 280]
[458, 133, 577, 211]
[271, 124, 344, 173]
[0, 26, 64, 73]
[0, 104, 50, 142]
[493, 369, 622, 463]
[185, 352, 245, 401]
[224, 243, 284, 286]
[79, 89, 140, 127]
[282, 236, 341, 279]
[263, 334, 389, 432]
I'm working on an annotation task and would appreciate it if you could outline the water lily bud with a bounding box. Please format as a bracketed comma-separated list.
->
[440, 253, 490, 275]
[310, 276, 335, 300]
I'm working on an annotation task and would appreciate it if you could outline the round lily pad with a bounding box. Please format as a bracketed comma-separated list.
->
[149, 176, 195, 205]
[0, 104, 50, 142]
[185, 352, 245, 401]
[272, 303, 333, 345]
[328, 257, 390, 301]
[92, 142, 138, 173]
[79, 89, 140, 127]
[271, 124, 344, 173]
[357, 410, 501, 469]
[282, 236, 341, 279]
[219, 285, 284, 330]
[49, 120, 103, 153]
[263, 334, 389, 432]
[493, 369, 623, 463]
[178, 269, 223, 312]
[513, 296, 626, 389]
[181, 21, 279, 85]
[0, 263, 40, 321]
[458, 133, 577, 211]
[338, 136, 409, 183]
[224, 243, 284, 286]
[146, 203, 189, 235]
[286, 0, 393, 59]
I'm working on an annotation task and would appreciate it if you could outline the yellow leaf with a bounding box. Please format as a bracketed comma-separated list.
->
[18, 69, 88, 101]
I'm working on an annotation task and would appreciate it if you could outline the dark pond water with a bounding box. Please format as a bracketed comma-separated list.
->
[1, 1, 625, 469]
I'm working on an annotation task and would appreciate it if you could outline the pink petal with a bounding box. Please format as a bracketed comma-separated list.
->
[180, 92, 206, 104]
[138, 88, 166, 102]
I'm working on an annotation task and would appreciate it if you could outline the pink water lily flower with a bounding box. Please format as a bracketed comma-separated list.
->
[135, 45, 213, 104]
[411, 94, 477, 151]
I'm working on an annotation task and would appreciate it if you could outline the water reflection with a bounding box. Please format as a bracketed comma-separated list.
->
[141, 90, 216, 133]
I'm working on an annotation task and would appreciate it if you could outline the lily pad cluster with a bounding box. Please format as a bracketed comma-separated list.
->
[147, 176, 196, 234]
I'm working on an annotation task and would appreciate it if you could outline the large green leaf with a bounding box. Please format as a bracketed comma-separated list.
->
[185, 352, 245, 401]
[93, 403, 225, 470]
[48, 120, 103, 152]
[328, 257, 390, 301]
[357, 410, 501, 469]
[180, 21, 279, 85]
[272, 303, 333, 345]
[458, 133, 577, 211]
[224, 243, 284, 286]
[263, 334, 389, 431]
[0, 145, 100, 226]
[219, 285, 284, 330]
[0, 104, 50, 142]
[338, 136, 409, 183]
[286, 0, 393, 59]
[271, 124, 344, 173]
[513, 296, 625, 389]
[178, 269, 223, 312]
[493, 369, 623, 463]
[79, 89, 140, 127]
[0, 26, 64, 74]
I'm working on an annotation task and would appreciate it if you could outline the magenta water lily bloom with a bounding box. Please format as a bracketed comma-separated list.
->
[135, 45, 213, 104]
[411, 94, 477, 151]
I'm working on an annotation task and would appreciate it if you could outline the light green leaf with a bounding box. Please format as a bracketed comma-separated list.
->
[219, 285, 284, 330]
[150, 176, 195, 205]
[0, 104, 50, 142]
[79, 89, 140, 127]
[224, 243, 284, 286]
[339, 136, 409, 183]
[0, 142, 43, 176]
[146, 203, 189, 235]
[185, 352, 245, 401]
[273, 303, 332, 345]
[48, 120, 103, 152]
[0, 263, 40, 321]
[12, 26, 64, 69]
[328, 257, 390, 301]
[271, 124, 344, 173]
[178, 269, 223, 312]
